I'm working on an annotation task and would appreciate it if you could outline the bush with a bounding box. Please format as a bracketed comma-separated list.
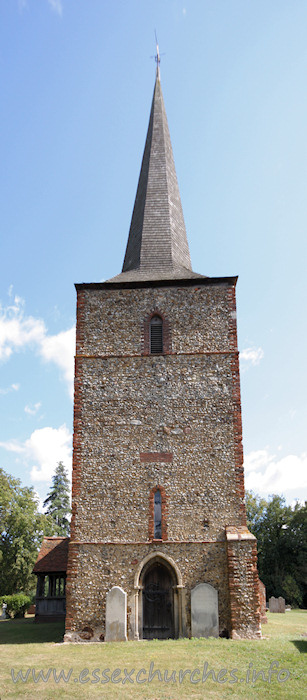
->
[0, 593, 31, 618]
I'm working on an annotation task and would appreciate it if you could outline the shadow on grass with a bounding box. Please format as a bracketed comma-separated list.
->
[0, 618, 65, 644]
[292, 639, 307, 654]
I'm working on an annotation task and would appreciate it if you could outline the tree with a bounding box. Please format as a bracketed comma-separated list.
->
[285, 501, 307, 607]
[43, 462, 71, 536]
[245, 491, 267, 535]
[0, 468, 55, 596]
[246, 491, 307, 607]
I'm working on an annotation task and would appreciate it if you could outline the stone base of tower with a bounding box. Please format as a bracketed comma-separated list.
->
[226, 526, 261, 639]
[64, 532, 261, 642]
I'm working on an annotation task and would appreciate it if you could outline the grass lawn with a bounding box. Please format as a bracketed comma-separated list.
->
[0, 611, 306, 698]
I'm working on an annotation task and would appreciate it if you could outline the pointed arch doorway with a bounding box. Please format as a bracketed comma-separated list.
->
[143, 561, 174, 639]
[134, 552, 184, 640]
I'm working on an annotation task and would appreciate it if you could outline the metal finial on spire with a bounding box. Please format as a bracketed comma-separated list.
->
[155, 30, 161, 79]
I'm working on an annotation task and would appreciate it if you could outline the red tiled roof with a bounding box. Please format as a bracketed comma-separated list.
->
[33, 537, 69, 574]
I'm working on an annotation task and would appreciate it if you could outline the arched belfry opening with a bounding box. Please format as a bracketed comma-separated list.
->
[150, 315, 163, 354]
[134, 553, 184, 640]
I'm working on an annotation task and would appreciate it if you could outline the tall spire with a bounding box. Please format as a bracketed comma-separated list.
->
[108, 68, 204, 283]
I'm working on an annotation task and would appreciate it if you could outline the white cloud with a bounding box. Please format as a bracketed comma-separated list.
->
[0, 424, 72, 484]
[27, 425, 72, 482]
[0, 383, 20, 395]
[244, 449, 307, 497]
[0, 297, 45, 360]
[240, 347, 264, 369]
[290, 498, 305, 509]
[48, 0, 63, 16]
[40, 326, 75, 399]
[34, 490, 45, 514]
[24, 402, 41, 416]
[0, 439, 25, 454]
[0, 295, 75, 398]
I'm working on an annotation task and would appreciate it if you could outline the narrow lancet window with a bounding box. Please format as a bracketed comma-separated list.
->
[150, 315, 163, 354]
[154, 489, 162, 539]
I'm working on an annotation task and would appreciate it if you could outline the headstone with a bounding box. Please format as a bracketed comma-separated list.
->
[191, 583, 219, 638]
[105, 586, 127, 642]
[269, 596, 285, 613]
[1, 603, 7, 620]
[269, 596, 278, 612]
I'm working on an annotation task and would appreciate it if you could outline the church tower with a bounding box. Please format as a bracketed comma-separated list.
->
[65, 61, 261, 641]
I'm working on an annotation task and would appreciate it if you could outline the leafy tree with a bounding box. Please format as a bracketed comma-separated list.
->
[285, 501, 307, 607]
[43, 462, 71, 536]
[0, 468, 55, 596]
[282, 575, 302, 608]
[245, 491, 267, 535]
[246, 491, 307, 607]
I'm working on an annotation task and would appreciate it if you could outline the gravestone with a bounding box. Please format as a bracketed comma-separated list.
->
[1, 603, 7, 620]
[269, 596, 285, 613]
[191, 583, 219, 638]
[105, 586, 127, 642]
[269, 596, 278, 612]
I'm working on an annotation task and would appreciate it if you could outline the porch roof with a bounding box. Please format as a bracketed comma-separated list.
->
[33, 537, 69, 574]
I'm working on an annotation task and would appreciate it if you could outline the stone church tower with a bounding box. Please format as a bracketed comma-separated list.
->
[65, 64, 261, 642]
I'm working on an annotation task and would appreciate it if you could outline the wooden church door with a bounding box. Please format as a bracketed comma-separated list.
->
[143, 563, 174, 639]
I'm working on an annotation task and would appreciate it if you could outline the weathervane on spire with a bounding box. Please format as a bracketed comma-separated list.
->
[155, 31, 160, 79]
[152, 30, 164, 80]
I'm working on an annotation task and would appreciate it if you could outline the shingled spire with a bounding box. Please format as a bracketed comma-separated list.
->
[108, 68, 204, 283]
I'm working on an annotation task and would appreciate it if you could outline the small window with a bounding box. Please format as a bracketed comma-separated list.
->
[154, 489, 162, 538]
[150, 315, 163, 354]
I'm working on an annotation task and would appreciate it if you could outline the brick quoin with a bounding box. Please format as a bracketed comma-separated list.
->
[226, 536, 261, 638]
[228, 285, 247, 525]
[142, 308, 172, 355]
[70, 357, 83, 541]
[71, 289, 86, 540]
[227, 286, 239, 352]
[65, 543, 79, 633]
[148, 485, 168, 541]
[75, 290, 86, 353]
[66, 346, 83, 631]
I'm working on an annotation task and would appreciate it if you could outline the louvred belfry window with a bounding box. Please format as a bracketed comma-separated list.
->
[150, 315, 163, 354]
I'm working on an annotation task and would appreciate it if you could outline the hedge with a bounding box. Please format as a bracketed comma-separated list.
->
[0, 593, 32, 618]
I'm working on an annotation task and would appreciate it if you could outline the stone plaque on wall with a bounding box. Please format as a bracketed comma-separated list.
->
[191, 583, 219, 638]
[105, 586, 127, 642]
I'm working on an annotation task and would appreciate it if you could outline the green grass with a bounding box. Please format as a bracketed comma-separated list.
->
[0, 611, 306, 698]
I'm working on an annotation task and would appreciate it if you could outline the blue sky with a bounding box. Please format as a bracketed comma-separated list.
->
[0, 0, 306, 507]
